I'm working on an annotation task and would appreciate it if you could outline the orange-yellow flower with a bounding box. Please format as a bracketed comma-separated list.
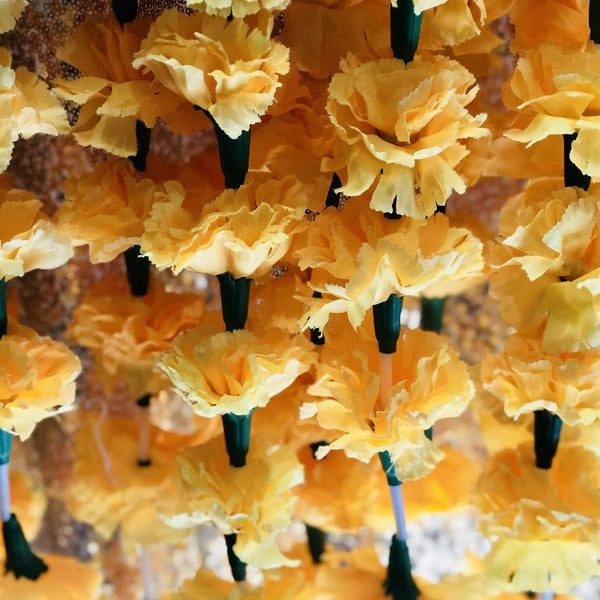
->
[0, 0, 27, 33]
[186, 0, 290, 18]
[133, 9, 289, 139]
[323, 54, 487, 217]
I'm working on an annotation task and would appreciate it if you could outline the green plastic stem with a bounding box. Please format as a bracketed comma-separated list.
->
[218, 273, 251, 332]
[563, 133, 591, 190]
[379, 451, 402, 486]
[112, 0, 137, 25]
[2, 514, 48, 580]
[420, 297, 446, 333]
[0, 431, 11, 466]
[591, 0, 600, 42]
[306, 524, 327, 564]
[224, 533, 247, 582]
[384, 535, 420, 600]
[390, 0, 423, 63]
[325, 173, 342, 208]
[534, 410, 562, 470]
[124, 246, 151, 297]
[129, 120, 151, 172]
[222, 412, 254, 468]
[373, 295, 403, 354]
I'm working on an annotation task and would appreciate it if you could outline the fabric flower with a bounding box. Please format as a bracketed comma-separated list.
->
[503, 43, 600, 177]
[67, 275, 205, 399]
[56, 158, 163, 263]
[160, 436, 304, 570]
[133, 9, 289, 139]
[186, 0, 290, 18]
[303, 328, 473, 480]
[159, 325, 315, 418]
[476, 443, 600, 593]
[0, 0, 27, 33]
[488, 180, 600, 352]
[54, 13, 208, 157]
[142, 175, 310, 279]
[323, 53, 487, 217]
[0, 323, 80, 440]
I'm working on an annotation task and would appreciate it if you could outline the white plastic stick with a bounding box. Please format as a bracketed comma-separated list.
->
[139, 547, 154, 600]
[138, 405, 151, 465]
[537, 592, 554, 600]
[389, 483, 408, 541]
[0, 463, 10, 523]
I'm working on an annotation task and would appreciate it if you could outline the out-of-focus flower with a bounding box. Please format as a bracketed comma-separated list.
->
[323, 54, 487, 217]
[0, 324, 80, 440]
[67, 275, 205, 400]
[143, 175, 310, 279]
[303, 328, 473, 480]
[476, 443, 600, 593]
[503, 43, 600, 177]
[481, 334, 600, 426]
[56, 158, 163, 263]
[54, 14, 208, 157]
[0, 0, 27, 33]
[133, 9, 289, 139]
[159, 325, 315, 418]
[160, 436, 304, 570]
[186, 0, 290, 18]
[488, 180, 600, 352]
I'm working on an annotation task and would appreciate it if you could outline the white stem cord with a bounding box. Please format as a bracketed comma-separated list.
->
[0, 463, 10, 523]
[139, 547, 154, 600]
[389, 483, 407, 542]
[138, 405, 151, 465]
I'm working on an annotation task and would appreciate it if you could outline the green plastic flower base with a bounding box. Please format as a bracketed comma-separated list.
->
[3, 514, 48, 580]
[390, 0, 422, 63]
[112, 0, 137, 25]
[129, 120, 151, 172]
[306, 524, 327, 564]
[591, 0, 600, 43]
[218, 273, 251, 332]
[420, 297, 446, 334]
[379, 451, 402, 487]
[224, 533, 247, 582]
[384, 535, 420, 600]
[124, 245, 151, 297]
[534, 410, 562, 470]
[563, 133, 591, 190]
[373, 295, 403, 354]
[222, 412, 254, 468]
[325, 173, 342, 208]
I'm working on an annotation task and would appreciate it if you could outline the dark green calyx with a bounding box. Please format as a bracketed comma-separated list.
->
[420, 297, 446, 334]
[373, 295, 403, 354]
[129, 120, 151, 172]
[563, 133, 591, 190]
[218, 273, 251, 332]
[222, 411, 254, 468]
[424, 427, 433, 441]
[224, 533, 247, 581]
[379, 451, 402, 486]
[3, 514, 48, 580]
[384, 535, 420, 600]
[137, 458, 151, 467]
[0, 430, 12, 466]
[534, 410, 562, 470]
[325, 173, 343, 208]
[310, 328, 325, 345]
[306, 524, 327, 564]
[112, 0, 137, 25]
[591, 0, 600, 43]
[390, 0, 423, 63]
[136, 393, 151, 408]
[124, 246, 151, 297]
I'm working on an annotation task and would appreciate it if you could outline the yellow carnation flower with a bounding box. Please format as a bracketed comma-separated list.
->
[160, 436, 304, 570]
[477, 444, 600, 593]
[503, 43, 600, 176]
[0, 0, 27, 33]
[133, 9, 289, 139]
[67, 275, 205, 399]
[323, 53, 487, 217]
[54, 13, 208, 157]
[186, 0, 290, 18]
[159, 325, 316, 418]
[143, 175, 309, 278]
[0, 323, 80, 440]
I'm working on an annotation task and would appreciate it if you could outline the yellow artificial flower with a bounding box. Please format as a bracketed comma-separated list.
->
[159, 325, 316, 418]
[54, 13, 208, 157]
[160, 436, 304, 570]
[0, 323, 80, 440]
[57, 158, 163, 263]
[133, 9, 289, 139]
[67, 411, 192, 554]
[481, 334, 600, 426]
[303, 328, 473, 480]
[0, 174, 73, 280]
[488, 180, 600, 352]
[476, 443, 600, 593]
[186, 0, 290, 18]
[143, 175, 310, 278]
[503, 42, 600, 177]
[323, 53, 487, 217]
[67, 275, 205, 399]
[0, 0, 27, 33]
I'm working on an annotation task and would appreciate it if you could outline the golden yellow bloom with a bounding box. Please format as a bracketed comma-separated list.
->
[477, 443, 600, 593]
[323, 54, 487, 217]
[504, 43, 600, 176]
[0, 0, 27, 33]
[57, 158, 163, 263]
[303, 328, 473, 480]
[67, 411, 192, 553]
[161, 436, 304, 570]
[55, 13, 208, 157]
[143, 175, 309, 278]
[133, 9, 289, 139]
[3, 469, 46, 542]
[186, 0, 290, 18]
[159, 325, 315, 418]
[0, 324, 80, 440]
[488, 180, 600, 352]
[0, 554, 102, 600]
[67, 275, 205, 400]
